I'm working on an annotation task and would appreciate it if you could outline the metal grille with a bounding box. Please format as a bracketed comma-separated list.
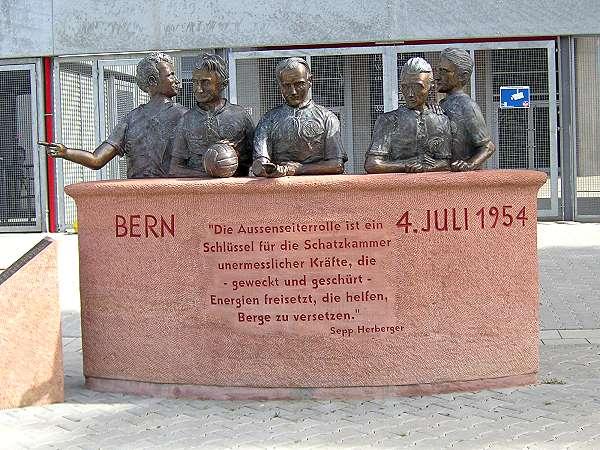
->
[574, 37, 600, 218]
[478, 48, 550, 168]
[235, 57, 296, 125]
[313, 54, 382, 173]
[176, 55, 201, 110]
[0, 68, 39, 230]
[477, 47, 553, 210]
[234, 54, 383, 174]
[496, 108, 529, 168]
[57, 61, 97, 228]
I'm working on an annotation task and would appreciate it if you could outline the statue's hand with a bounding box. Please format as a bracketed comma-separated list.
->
[450, 160, 474, 172]
[422, 154, 436, 168]
[252, 159, 302, 177]
[252, 159, 275, 177]
[264, 162, 300, 177]
[405, 162, 424, 173]
[280, 161, 302, 176]
[264, 164, 287, 178]
[39, 142, 67, 158]
[252, 159, 289, 178]
[427, 102, 444, 115]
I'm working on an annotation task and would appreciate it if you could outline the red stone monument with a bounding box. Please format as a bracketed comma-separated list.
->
[66, 170, 545, 400]
[0, 238, 64, 409]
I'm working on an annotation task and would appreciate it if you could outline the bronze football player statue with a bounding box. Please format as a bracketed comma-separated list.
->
[436, 48, 496, 171]
[252, 57, 347, 177]
[169, 53, 254, 178]
[365, 57, 451, 173]
[41, 52, 187, 178]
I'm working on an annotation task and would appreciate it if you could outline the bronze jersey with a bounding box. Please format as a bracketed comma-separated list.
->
[367, 106, 452, 164]
[169, 101, 254, 177]
[106, 101, 187, 179]
[254, 101, 347, 165]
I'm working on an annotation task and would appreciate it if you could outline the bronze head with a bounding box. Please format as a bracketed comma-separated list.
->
[193, 53, 229, 107]
[399, 57, 433, 111]
[136, 52, 180, 98]
[276, 57, 312, 108]
[436, 48, 473, 94]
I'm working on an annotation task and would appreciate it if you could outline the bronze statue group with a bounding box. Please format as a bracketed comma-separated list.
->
[41, 49, 495, 178]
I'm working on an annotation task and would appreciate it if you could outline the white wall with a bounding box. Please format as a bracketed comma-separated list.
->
[2, 0, 600, 58]
[0, 0, 53, 58]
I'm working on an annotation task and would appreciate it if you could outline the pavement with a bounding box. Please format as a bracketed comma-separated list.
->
[1, 222, 599, 449]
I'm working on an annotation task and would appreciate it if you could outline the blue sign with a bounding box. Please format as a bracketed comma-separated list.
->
[500, 86, 530, 108]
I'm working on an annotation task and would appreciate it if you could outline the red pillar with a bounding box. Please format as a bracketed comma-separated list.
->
[43, 56, 57, 232]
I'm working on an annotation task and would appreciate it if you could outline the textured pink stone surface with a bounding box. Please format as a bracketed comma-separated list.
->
[0, 240, 64, 409]
[66, 170, 546, 399]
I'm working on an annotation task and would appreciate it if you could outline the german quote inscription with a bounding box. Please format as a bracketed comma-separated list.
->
[203, 219, 399, 337]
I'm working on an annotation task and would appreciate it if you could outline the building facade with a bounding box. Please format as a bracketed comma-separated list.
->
[1, 1, 599, 231]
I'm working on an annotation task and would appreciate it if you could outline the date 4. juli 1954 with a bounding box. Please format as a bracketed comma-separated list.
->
[395, 206, 529, 234]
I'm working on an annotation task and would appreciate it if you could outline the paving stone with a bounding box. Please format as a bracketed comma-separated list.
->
[488, 439, 535, 449]
[7, 342, 594, 449]
[540, 330, 562, 339]
[559, 329, 600, 339]
[402, 430, 439, 446]
[542, 338, 590, 345]
[449, 439, 494, 450]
